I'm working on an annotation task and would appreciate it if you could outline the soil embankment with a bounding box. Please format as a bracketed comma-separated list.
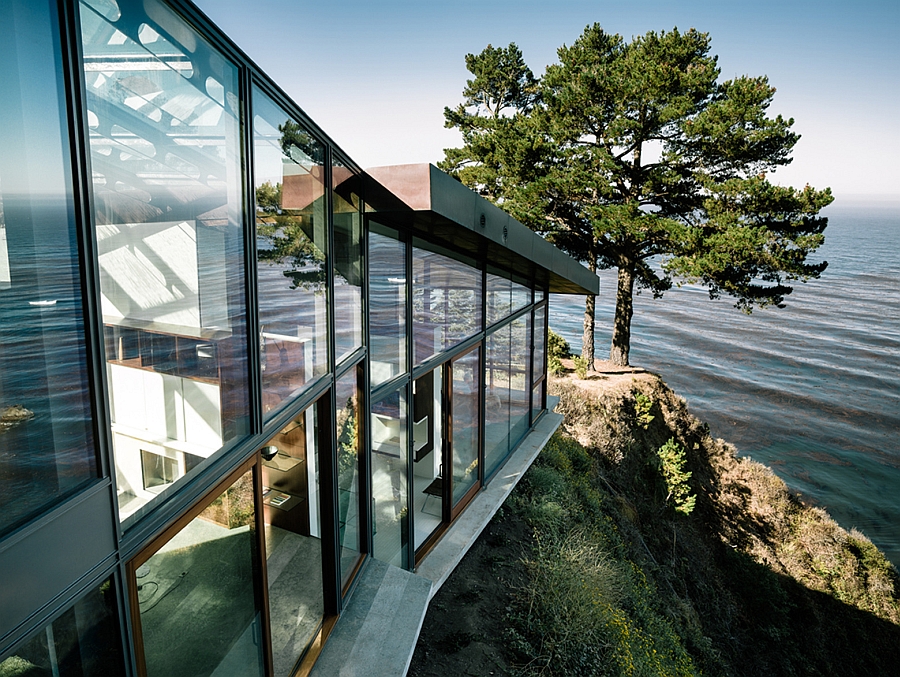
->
[409, 363, 900, 676]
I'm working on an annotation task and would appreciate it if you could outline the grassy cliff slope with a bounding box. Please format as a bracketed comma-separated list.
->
[409, 371, 900, 676]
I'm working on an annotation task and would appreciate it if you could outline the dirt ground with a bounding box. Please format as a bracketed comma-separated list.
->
[408, 362, 636, 676]
[407, 506, 532, 677]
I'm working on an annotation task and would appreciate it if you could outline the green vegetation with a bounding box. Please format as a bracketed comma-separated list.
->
[490, 377, 900, 676]
[656, 438, 696, 515]
[547, 328, 571, 361]
[442, 30, 832, 366]
[572, 355, 589, 379]
[547, 355, 565, 377]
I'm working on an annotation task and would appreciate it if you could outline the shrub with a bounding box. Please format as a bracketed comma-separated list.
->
[634, 391, 655, 429]
[656, 438, 696, 515]
[573, 355, 589, 379]
[548, 328, 571, 360]
[548, 355, 565, 376]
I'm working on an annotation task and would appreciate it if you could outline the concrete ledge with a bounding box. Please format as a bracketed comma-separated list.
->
[310, 559, 432, 677]
[415, 408, 563, 597]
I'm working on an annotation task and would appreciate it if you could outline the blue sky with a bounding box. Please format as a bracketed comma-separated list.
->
[195, 0, 900, 200]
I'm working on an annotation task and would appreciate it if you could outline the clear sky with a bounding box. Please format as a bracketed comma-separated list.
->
[195, 0, 899, 201]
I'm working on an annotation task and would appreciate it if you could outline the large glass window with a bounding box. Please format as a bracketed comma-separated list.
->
[133, 468, 265, 677]
[261, 405, 325, 677]
[336, 368, 362, 587]
[0, 0, 97, 536]
[412, 243, 482, 365]
[0, 577, 124, 676]
[332, 158, 363, 364]
[412, 368, 443, 550]
[253, 88, 329, 416]
[368, 223, 406, 387]
[487, 270, 530, 326]
[534, 304, 547, 383]
[371, 388, 408, 568]
[451, 347, 481, 506]
[485, 315, 532, 477]
[80, 0, 249, 523]
[509, 314, 532, 445]
[485, 325, 512, 477]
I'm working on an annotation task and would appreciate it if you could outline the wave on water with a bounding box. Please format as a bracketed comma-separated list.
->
[550, 202, 900, 566]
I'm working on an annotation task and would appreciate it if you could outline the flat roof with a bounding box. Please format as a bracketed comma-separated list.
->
[364, 164, 599, 296]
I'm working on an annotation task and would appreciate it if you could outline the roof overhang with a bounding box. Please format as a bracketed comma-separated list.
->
[363, 164, 599, 296]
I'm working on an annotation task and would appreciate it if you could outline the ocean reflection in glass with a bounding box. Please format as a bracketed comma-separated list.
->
[412, 244, 482, 365]
[332, 158, 363, 365]
[368, 224, 406, 386]
[253, 88, 329, 417]
[0, 0, 96, 536]
[80, 0, 249, 523]
[451, 347, 481, 505]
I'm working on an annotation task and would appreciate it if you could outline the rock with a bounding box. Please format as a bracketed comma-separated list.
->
[1, 404, 34, 423]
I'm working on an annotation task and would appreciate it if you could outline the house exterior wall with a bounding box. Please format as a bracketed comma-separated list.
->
[0, 1, 591, 675]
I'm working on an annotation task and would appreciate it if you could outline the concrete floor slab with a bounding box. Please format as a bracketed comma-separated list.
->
[310, 558, 432, 677]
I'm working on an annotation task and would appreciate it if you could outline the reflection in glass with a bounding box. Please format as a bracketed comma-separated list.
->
[412, 368, 443, 549]
[509, 315, 531, 445]
[0, 576, 124, 676]
[332, 158, 363, 364]
[485, 315, 531, 477]
[485, 325, 511, 477]
[0, 0, 96, 535]
[487, 271, 530, 326]
[369, 224, 406, 386]
[451, 348, 481, 505]
[532, 381, 544, 421]
[136, 470, 265, 677]
[261, 405, 324, 677]
[336, 369, 362, 587]
[80, 0, 249, 523]
[371, 389, 408, 567]
[412, 244, 482, 365]
[253, 88, 329, 416]
[534, 304, 546, 382]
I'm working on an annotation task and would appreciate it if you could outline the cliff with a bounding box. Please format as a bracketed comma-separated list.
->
[410, 368, 900, 676]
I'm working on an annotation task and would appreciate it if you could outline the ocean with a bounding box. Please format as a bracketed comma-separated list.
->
[549, 200, 900, 567]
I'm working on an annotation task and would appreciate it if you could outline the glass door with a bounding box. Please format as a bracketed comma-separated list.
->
[412, 367, 445, 551]
[449, 346, 482, 518]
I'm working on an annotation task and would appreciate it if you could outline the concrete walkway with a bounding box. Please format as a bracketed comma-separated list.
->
[310, 400, 562, 676]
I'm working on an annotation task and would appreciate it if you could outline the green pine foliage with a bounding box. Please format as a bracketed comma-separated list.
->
[656, 438, 696, 515]
[442, 27, 832, 367]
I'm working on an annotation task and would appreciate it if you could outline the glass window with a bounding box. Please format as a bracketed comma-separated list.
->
[412, 243, 482, 365]
[336, 368, 362, 587]
[485, 325, 511, 477]
[486, 272, 512, 326]
[534, 304, 546, 383]
[79, 0, 249, 523]
[510, 279, 531, 314]
[332, 158, 363, 364]
[451, 347, 481, 505]
[0, 0, 97, 536]
[371, 389, 408, 568]
[133, 469, 265, 677]
[0, 577, 124, 676]
[368, 223, 406, 387]
[261, 405, 325, 677]
[412, 368, 443, 550]
[509, 314, 531, 445]
[532, 381, 544, 421]
[253, 88, 329, 416]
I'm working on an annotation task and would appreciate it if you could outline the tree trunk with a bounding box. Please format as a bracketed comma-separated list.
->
[581, 251, 597, 370]
[610, 264, 635, 366]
